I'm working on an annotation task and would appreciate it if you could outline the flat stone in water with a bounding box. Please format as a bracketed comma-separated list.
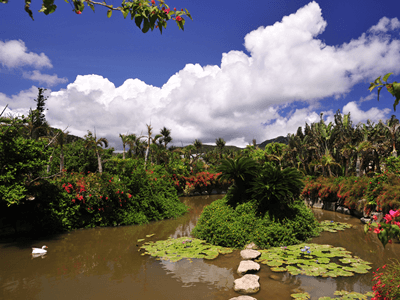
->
[237, 260, 261, 275]
[229, 296, 257, 300]
[269, 274, 280, 281]
[245, 242, 258, 250]
[240, 249, 261, 260]
[234, 274, 260, 294]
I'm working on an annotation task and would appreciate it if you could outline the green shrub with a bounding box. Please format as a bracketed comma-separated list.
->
[42, 158, 187, 231]
[192, 197, 320, 249]
[250, 164, 304, 212]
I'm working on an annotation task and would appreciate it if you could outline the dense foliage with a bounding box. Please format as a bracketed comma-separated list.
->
[302, 158, 400, 214]
[192, 157, 319, 249]
[192, 197, 320, 249]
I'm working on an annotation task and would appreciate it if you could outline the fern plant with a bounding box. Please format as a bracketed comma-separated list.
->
[250, 163, 304, 213]
[217, 157, 259, 204]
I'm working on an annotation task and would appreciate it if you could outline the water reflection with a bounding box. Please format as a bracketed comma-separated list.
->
[1, 197, 399, 300]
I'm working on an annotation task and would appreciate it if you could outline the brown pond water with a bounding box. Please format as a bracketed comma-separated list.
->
[1, 195, 399, 300]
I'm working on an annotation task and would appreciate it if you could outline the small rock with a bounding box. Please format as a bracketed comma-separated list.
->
[360, 217, 371, 224]
[234, 274, 260, 294]
[229, 296, 257, 300]
[240, 249, 261, 260]
[237, 260, 260, 275]
[245, 242, 258, 250]
[269, 274, 280, 281]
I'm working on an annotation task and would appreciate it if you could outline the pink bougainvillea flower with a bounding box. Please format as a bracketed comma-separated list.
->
[151, 0, 155, 4]
[389, 209, 400, 218]
[373, 215, 378, 221]
[384, 215, 393, 223]
[374, 228, 381, 234]
[76, 10, 82, 15]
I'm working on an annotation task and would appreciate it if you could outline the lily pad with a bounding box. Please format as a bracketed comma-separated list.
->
[140, 236, 233, 262]
[317, 290, 375, 300]
[271, 266, 287, 272]
[255, 243, 371, 278]
[291, 292, 310, 299]
[320, 221, 353, 233]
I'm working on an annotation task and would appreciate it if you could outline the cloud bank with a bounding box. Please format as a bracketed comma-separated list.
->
[2, 1, 399, 149]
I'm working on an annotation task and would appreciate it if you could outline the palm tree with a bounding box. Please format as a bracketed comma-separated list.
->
[380, 115, 400, 157]
[84, 131, 108, 173]
[193, 139, 203, 154]
[119, 133, 129, 159]
[217, 157, 259, 203]
[310, 149, 341, 177]
[44, 128, 69, 174]
[160, 127, 172, 149]
[141, 124, 162, 168]
[215, 137, 226, 159]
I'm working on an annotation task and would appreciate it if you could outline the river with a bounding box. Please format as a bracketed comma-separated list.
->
[1, 194, 399, 300]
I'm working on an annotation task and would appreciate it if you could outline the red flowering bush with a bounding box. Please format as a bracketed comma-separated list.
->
[171, 171, 231, 195]
[48, 158, 187, 230]
[338, 176, 369, 210]
[371, 260, 400, 300]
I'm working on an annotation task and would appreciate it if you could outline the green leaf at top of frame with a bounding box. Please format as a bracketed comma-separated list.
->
[377, 86, 383, 101]
[383, 72, 393, 82]
[374, 76, 383, 85]
[88, 2, 95, 12]
[122, 8, 129, 18]
[368, 82, 377, 92]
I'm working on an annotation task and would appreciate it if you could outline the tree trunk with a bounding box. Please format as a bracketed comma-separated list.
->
[96, 149, 103, 173]
[60, 147, 64, 173]
[47, 154, 53, 173]
[123, 144, 126, 160]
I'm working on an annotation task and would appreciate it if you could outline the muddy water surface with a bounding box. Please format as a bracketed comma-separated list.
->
[1, 196, 399, 300]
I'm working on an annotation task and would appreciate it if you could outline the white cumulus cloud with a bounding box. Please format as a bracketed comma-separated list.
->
[23, 70, 68, 87]
[3, 2, 399, 148]
[342, 101, 391, 124]
[0, 40, 52, 69]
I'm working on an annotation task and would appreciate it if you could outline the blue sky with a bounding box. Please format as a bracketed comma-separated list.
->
[1, 0, 400, 149]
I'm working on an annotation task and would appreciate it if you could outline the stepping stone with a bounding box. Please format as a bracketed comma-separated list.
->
[229, 296, 257, 300]
[245, 242, 258, 250]
[237, 260, 261, 275]
[234, 274, 260, 294]
[240, 249, 261, 260]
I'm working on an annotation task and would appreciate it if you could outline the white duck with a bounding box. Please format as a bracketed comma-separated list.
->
[32, 245, 48, 254]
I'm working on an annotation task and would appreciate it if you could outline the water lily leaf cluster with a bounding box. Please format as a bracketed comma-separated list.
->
[139, 236, 233, 262]
[291, 291, 373, 300]
[320, 220, 352, 232]
[256, 243, 372, 277]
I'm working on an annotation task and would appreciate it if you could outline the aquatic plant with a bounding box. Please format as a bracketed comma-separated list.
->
[139, 236, 233, 262]
[319, 220, 353, 232]
[291, 290, 374, 300]
[256, 243, 372, 277]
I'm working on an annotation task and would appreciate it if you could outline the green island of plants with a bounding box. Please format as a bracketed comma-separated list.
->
[192, 157, 321, 249]
[256, 243, 372, 277]
[319, 220, 353, 232]
[139, 236, 233, 262]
